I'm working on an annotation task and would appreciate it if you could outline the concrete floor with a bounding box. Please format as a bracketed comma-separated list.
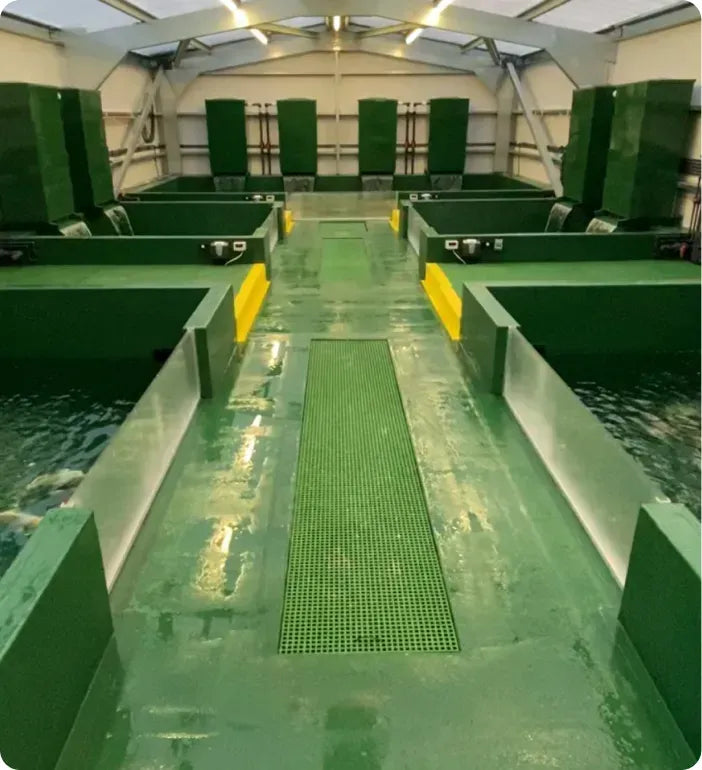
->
[55, 219, 693, 769]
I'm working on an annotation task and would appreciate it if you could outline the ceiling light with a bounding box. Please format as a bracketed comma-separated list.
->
[220, 0, 248, 26]
[405, 27, 424, 45]
[435, 0, 456, 12]
[250, 28, 269, 45]
[332, 15, 342, 32]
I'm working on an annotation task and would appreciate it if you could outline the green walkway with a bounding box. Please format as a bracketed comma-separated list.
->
[58, 221, 693, 769]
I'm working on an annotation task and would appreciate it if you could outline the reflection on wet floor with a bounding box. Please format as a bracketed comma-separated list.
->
[61, 219, 694, 770]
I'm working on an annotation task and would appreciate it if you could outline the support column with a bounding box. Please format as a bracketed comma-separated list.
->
[156, 76, 183, 177]
[115, 67, 165, 193]
[494, 76, 515, 174]
[505, 61, 562, 195]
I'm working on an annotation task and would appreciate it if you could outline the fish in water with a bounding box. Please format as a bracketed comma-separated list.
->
[25, 469, 85, 494]
[0, 510, 42, 532]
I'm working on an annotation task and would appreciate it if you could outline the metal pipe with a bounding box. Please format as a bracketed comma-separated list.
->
[264, 102, 273, 175]
[334, 49, 341, 174]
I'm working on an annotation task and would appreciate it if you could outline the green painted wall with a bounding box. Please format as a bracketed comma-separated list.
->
[414, 198, 553, 234]
[121, 200, 272, 236]
[185, 285, 236, 398]
[0, 83, 76, 229]
[27, 232, 268, 266]
[602, 79, 694, 221]
[422, 231, 676, 264]
[561, 86, 615, 210]
[490, 283, 701, 355]
[427, 99, 469, 174]
[0, 508, 113, 770]
[205, 99, 248, 176]
[620, 503, 700, 756]
[358, 99, 398, 175]
[60, 88, 115, 212]
[460, 284, 519, 394]
[277, 99, 317, 175]
[315, 175, 363, 192]
[0, 287, 205, 359]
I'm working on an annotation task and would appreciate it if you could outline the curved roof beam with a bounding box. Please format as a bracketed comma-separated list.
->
[62, 0, 616, 88]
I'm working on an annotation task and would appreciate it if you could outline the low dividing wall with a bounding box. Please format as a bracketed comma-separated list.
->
[7, 207, 279, 274]
[0, 508, 113, 770]
[458, 279, 700, 754]
[407, 205, 679, 277]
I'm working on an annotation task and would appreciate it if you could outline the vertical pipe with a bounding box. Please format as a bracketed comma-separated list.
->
[264, 103, 273, 175]
[334, 49, 341, 175]
[254, 103, 265, 175]
[402, 102, 411, 175]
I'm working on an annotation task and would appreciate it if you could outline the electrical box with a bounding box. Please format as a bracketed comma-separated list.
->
[601, 79, 694, 221]
[205, 99, 248, 176]
[277, 99, 317, 176]
[427, 98, 470, 175]
[358, 99, 398, 176]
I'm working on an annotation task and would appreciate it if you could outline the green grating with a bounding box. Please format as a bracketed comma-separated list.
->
[320, 238, 372, 284]
[279, 340, 459, 654]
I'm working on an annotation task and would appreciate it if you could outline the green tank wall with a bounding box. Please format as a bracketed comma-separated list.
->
[602, 79, 694, 221]
[60, 88, 115, 211]
[205, 99, 248, 176]
[277, 99, 317, 175]
[561, 86, 615, 210]
[427, 98, 469, 175]
[0, 83, 76, 229]
[358, 99, 398, 175]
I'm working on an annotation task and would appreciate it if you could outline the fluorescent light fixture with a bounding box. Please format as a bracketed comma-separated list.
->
[332, 15, 342, 32]
[435, 0, 456, 11]
[405, 27, 424, 45]
[220, 0, 248, 26]
[250, 28, 269, 45]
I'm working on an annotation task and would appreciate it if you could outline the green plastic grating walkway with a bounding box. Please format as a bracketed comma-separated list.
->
[279, 339, 459, 654]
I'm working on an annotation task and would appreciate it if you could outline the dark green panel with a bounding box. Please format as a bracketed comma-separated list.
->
[205, 99, 248, 176]
[0, 287, 206, 359]
[490, 283, 701, 355]
[561, 86, 615, 209]
[0, 83, 75, 228]
[60, 89, 115, 211]
[620, 503, 700, 757]
[428, 98, 469, 175]
[314, 175, 362, 192]
[24, 234, 267, 267]
[414, 198, 553, 234]
[277, 99, 317, 175]
[462, 173, 540, 191]
[602, 79, 694, 220]
[279, 340, 458, 654]
[121, 201, 272, 235]
[0, 508, 113, 770]
[245, 175, 285, 192]
[358, 99, 398, 175]
[393, 174, 431, 191]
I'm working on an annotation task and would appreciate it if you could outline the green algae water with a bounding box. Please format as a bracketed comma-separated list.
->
[550, 351, 701, 519]
[0, 359, 158, 578]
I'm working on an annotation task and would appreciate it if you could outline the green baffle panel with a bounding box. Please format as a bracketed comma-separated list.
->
[602, 79, 694, 221]
[358, 98, 398, 175]
[428, 98, 469, 175]
[561, 86, 615, 210]
[0, 83, 75, 229]
[205, 99, 248, 176]
[279, 340, 459, 655]
[60, 89, 114, 211]
[277, 99, 317, 175]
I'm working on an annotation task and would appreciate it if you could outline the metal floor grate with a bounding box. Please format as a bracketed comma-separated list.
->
[279, 340, 459, 654]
